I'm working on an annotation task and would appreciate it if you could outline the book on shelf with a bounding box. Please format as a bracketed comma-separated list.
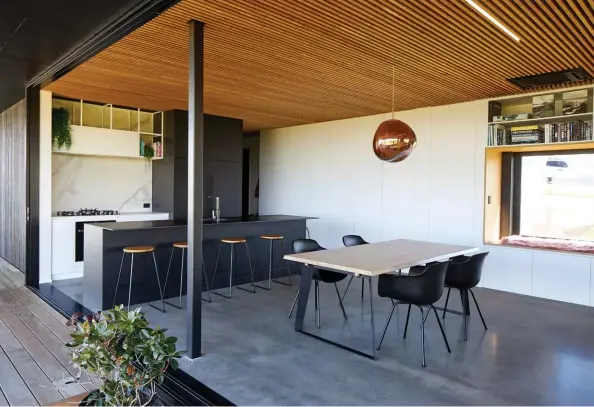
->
[492, 113, 532, 122]
[542, 121, 592, 143]
[488, 120, 593, 147]
[153, 141, 162, 158]
[510, 125, 543, 144]
[487, 123, 508, 146]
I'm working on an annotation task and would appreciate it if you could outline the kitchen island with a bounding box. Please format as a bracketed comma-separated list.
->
[82, 215, 313, 311]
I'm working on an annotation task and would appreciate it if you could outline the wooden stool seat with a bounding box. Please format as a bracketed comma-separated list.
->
[221, 238, 246, 244]
[261, 235, 283, 240]
[173, 241, 188, 249]
[123, 245, 155, 254]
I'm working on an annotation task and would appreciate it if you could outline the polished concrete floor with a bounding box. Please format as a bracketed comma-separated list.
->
[137, 276, 594, 406]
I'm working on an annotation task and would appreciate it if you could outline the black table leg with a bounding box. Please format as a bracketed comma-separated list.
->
[294, 265, 313, 332]
[294, 266, 376, 360]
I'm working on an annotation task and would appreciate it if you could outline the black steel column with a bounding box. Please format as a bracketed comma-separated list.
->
[25, 86, 40, 287]
[186, 19, 205, 359]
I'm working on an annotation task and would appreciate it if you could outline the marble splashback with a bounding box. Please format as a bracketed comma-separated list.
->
[52, 154, 152, 212]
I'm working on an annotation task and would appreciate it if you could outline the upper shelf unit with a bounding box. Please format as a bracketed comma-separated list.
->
[52, 98, 164, 160]
[486, 87, 593, 148]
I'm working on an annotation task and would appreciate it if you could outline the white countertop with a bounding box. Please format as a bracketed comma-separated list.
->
[52, 211, 169, 221]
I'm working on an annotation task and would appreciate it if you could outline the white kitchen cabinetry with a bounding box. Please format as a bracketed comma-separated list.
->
[51, 212, 169, 281]
[56, 125, 141, 159]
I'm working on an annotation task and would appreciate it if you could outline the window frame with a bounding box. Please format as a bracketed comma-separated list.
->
[502, 148, 594, 240]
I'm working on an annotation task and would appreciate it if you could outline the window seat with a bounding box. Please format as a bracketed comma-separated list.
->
[501, 235, 594, 255]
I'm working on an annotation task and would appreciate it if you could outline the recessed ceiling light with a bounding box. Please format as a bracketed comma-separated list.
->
[465, 0, 520, 42]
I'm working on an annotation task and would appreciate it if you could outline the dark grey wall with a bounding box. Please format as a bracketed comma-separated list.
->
[244, 133, 260, 215]
[0, 100, 27, 271]
[152, 111, 243, 219]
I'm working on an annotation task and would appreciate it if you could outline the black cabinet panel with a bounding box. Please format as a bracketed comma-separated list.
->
[204, 160, 242, 218]
[153, 111, 244, 219]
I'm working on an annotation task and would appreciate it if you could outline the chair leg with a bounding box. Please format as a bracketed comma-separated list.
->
[469, 289, 488, 330]
[341, 274, 354, 301]
[267, 240, 273, 289]
[253, 240, 270, 291]
[237, 242, 256, 293]
[148, 252, 166, 313]
[161, 247, 176, 306]
[211, 243, 230, 300]
[272, 239, 293, 286]
[361, 277, 365, 300]
[377, 300, 397, 350]
[403, 304, 412, 339]
[419, 306, 426, 368]
[127, 254, 134, 311]
[288, 289, 300, 318]
[460, 289, 468, 341]
[202, 259, 212, 303]
[442, 286, 451, 318]
[315, 280, 320, 328]
[177, 248, 185, 308]
[333, 282, 347, 320]
[431, 305, 451, 353]
[280, 238, 293, 285]
[113, 252, 126, 308]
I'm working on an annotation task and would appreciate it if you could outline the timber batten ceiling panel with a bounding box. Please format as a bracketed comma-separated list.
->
[46, 0, 594, 131]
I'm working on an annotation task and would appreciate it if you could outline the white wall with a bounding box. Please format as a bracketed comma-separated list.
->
[260, 100, 594, 307]
[52, 154, 153, 212]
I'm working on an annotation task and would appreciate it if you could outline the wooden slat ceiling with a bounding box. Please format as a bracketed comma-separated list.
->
[46, 0, 594, 132]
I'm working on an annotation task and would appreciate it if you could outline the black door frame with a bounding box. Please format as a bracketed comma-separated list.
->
[20, 1, 226, 405]
[24, 0, 180, 285]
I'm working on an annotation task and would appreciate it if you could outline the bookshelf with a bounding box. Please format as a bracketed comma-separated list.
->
[486, 87, 593, 148]
[483, 86, 594, 245]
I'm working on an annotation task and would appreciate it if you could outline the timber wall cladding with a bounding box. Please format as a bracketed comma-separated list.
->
[0, 100, 26, 271]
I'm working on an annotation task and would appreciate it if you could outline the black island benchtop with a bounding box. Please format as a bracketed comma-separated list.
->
[83, 215, 314, 311]
[90, 215, 316, 231]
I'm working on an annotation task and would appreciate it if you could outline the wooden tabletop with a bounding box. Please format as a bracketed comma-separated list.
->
[284, 239, 478, 276]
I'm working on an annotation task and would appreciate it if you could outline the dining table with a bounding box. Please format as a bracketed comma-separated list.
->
[284, 238, 478, 359]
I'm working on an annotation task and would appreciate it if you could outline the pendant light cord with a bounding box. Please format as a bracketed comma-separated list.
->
[391, 65, 395, 119]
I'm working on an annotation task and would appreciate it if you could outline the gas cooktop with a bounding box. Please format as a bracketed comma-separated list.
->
[56, 209, 119, 217]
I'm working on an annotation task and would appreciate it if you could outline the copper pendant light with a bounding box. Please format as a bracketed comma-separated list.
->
[373, 67, 417, 162]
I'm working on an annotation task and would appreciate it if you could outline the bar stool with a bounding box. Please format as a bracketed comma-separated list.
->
[162, 242, 212, 308]
[211, 238, 256, 299]
[253, 235, 292, 290]
[113, 245, 166, 313]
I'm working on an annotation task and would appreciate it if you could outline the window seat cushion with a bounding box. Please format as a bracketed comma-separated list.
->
[501, 235, 594, 254]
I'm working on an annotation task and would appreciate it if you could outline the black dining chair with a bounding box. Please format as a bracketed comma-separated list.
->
[341, 235, 369, 300]
[287, 239, 348, 328]
[442, 252, 489, 341]
[377, 261, 451, 367]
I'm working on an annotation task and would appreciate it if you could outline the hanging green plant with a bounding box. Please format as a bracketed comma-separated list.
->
[52, 107, 73, 150]
[143, 144, 155, 163]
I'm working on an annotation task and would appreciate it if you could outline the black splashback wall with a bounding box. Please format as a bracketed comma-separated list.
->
[152, 111, 243, 219]
[0, 100, 26, 271]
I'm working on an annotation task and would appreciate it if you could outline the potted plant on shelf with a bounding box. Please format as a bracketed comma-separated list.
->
[52, 107, 73, 150]
[143, 144, 155, 164]
[66, 306, 182, 406]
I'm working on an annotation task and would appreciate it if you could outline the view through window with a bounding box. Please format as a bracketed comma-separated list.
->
[520, 152, 594, 241]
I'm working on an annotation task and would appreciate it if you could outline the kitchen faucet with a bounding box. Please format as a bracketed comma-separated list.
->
[209, 196, 221, 222]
